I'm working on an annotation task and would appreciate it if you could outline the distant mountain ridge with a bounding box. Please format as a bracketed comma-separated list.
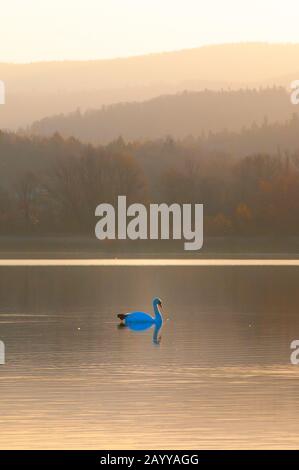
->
[28, 87, 296, 144]
[1, 43, 299, 130]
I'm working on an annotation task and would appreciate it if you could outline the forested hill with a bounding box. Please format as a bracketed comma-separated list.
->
[1, 116, 299, 236]
[28, 87, 296, 144]
[2, 42, 299, 130]
[2, 112, 299, 190]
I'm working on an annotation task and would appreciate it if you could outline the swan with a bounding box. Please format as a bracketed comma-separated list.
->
[117, 297, 163, 331]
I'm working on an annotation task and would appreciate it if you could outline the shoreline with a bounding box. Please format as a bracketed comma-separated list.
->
[0, 235, 299, 259]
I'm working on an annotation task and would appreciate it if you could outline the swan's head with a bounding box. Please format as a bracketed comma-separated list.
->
[153, 297, 163, 310]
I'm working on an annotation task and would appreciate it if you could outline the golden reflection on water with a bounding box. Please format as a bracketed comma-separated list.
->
[0, 259, 298, 266]
[0, 264, 299, 449]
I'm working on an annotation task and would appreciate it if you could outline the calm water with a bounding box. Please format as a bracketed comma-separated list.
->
[0, 262, 299, 449]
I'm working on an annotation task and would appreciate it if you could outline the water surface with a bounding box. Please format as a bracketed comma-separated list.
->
[0, 262, 299, 449]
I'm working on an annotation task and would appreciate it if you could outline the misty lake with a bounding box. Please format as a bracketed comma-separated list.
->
[0, 261, 299, 449]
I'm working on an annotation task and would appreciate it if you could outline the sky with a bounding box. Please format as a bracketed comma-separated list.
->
[1, 0, 299, 63]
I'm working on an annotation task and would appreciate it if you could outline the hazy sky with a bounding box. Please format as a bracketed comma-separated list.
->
[2, 0, 299, 62]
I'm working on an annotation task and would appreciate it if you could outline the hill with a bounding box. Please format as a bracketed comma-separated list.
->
[29, 87, 296, 144]
[1, 43, 299, 130]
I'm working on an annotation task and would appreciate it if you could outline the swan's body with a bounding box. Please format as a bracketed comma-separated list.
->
[118, 298, 163, 331]
[123, 312, 156, 330]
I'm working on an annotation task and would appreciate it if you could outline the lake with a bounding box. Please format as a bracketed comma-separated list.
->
[0, 261, 299, 449]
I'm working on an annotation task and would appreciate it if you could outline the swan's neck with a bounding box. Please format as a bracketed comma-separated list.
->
[153, 304, 163, 325]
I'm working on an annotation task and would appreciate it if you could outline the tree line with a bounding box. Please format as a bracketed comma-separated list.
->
[1, 126, 299, 237]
